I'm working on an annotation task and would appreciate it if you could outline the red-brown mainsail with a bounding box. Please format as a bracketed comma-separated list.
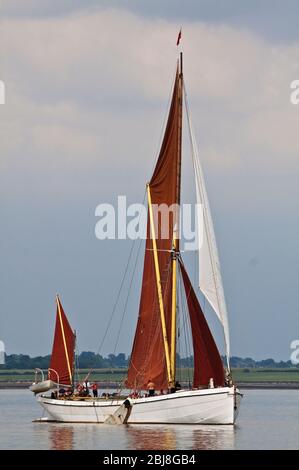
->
[126, 54, 226, 392]
[48, 296, 75, 386]
[126, 65, 183, 390]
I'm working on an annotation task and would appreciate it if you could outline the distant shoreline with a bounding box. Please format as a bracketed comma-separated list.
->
[1, 381, 299, 390]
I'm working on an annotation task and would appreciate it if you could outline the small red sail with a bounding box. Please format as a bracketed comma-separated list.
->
[179, 260, 225, 388]
[126, 67, 182, 390]
[48, 297, 75, 386]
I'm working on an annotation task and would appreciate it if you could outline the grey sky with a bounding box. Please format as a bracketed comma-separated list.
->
[0, 2, 299, 361]
[2, 0, 299, 43]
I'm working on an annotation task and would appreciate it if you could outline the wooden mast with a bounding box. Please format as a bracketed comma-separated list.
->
[72, 330, 76, 389]
[170, 52, 183, 386]
[127, 55, 184, 391]
[147, 183, 172, 385]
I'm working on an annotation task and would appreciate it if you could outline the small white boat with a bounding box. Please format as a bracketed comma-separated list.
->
[30, 380, 56, 394]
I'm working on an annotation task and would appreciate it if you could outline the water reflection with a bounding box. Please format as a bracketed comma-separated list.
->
[45, 422, 128, 450]
[126, 426, 176, 450]
[125, 424, 235, 450]
[191, 425, 236, 450]
[49, 425, 74, 450]
[43, 422, 235, 450]
[3, 389, 299, 449]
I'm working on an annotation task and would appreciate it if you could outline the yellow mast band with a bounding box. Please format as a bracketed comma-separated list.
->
[147, 184, 173, 385]
[56, 296, 72, 383]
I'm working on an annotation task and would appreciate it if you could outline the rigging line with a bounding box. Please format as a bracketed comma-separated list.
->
[178, 255, 200, 369]
[183, 81, 230, 367]
[127, 235, 167, 381]
[147, 185, 172, 384]
[147, 255, 172, 361]
[178, 265, 192, 386]
[127, 247, 163, 383]
[85, 190, 146, 383]
[149, 63, 179, 177]
[183, 297, 193, 385]
[128, 280, 160, 380]
[177, 272, 182, 384]
[132, 256, 173, 378]
[95, 188, 147, 357]
[74, 343, 80, 378]
[183, 81, 219, 300]
[184, 82, 224, 317]
[113, 233, 143, 355]
[130, 258, 171, 384]
[73, 338, 85, 384]
[178, 260, 193, 363]
[128, 68, 178, 384]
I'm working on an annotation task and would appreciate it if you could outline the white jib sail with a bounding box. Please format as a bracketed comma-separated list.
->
[184, 86, 230, 369]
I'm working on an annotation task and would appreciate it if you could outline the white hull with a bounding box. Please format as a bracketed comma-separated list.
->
[38, 387, 241, 425]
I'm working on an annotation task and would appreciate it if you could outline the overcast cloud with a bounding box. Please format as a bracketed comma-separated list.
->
[0, 2, 299, 360]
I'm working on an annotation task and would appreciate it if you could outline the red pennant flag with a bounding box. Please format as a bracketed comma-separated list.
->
[176, 29, 182, 46]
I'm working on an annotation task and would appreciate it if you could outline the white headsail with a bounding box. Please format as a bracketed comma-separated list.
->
[184, 86, 230, 369]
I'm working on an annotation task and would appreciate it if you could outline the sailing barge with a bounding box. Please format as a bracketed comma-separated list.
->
[32, 53, 242, 424]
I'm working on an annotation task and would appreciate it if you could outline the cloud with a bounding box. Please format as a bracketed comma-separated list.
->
[1, 8, 299, 359]
[2, 1, 299, 44]
[2, 10, 299, 171]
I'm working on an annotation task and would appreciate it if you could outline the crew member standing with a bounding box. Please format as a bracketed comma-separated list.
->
[147, 379, 155, 397]
[91, 382, 98, 398]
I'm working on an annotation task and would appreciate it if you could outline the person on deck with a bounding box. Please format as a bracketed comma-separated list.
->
[175, 381, 181, 391]
[76, 383, 85, 396]
[147, 379, 155, 397]
[84, 381, 90, 396]
[91, 382, 98, 398]
[208, 378, 214, 389]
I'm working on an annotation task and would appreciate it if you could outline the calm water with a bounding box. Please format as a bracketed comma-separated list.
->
[0, 389, 299, 449]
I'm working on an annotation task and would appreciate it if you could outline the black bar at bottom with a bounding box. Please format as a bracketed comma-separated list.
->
[0, 449, 297, 466]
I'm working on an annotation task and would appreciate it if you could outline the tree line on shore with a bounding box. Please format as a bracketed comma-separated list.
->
[1, 351, 297, 370]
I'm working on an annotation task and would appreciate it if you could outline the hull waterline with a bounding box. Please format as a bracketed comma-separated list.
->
[37, 387, 241, 425]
